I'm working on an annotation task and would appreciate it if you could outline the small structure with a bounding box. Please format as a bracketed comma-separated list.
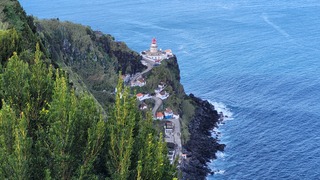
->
[136, 93, 151, 101]
[165, 121, 174, 129]
[156, 112, 164, 120]
[167, 150, 175, 164]
[136, 93, 144, 101]
[141, 38, 173, 63]
[131, 77, 146, 87]
[164, 49, 173, 57]
[156, 91, 169, 100]
[158, 82, 166, 89]
[164, 121, 174, 134]
[164, 108, 174, 119]
[181, 153, 187, 159]
[173, 113, 180, 119]
[155, 82, 166, 93]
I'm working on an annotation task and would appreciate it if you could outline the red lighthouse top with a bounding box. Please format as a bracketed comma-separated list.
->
[152, 38, 157, 44]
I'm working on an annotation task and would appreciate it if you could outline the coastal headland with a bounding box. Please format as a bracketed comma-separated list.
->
[0, 1, 226, 178]
[127, 38, 226, 179]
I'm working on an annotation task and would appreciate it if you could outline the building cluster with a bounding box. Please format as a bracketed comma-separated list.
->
[132, 38, 180, 164]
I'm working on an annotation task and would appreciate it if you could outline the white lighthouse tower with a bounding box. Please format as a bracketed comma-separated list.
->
[141, 37, 172, 63]
[150, 38, 158, 53]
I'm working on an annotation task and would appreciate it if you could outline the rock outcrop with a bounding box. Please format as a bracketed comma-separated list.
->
[181, 94, 225, 180]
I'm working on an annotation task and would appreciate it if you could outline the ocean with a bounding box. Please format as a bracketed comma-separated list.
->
[19, 0, 320, 179]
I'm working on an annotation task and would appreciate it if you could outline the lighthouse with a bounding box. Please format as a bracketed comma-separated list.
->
[141, 37, 172, 63]
[150, 38, 158, 53]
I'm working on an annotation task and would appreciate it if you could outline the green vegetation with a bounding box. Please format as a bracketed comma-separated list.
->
[0, 47, 176, 179]
[0, 0, 199, 178]
[35, 19, 144, 109]
[0, 0, 40, 58]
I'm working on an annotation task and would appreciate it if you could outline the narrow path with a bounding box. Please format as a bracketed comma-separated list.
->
[132, 58, 162, 117]
[171, 118, 182, 159]
[130, 59, 154, 84]
[151, 96, 162, 117]
[132, 56, 182, 162]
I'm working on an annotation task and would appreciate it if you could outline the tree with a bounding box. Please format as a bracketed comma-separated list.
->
[28, 43, 53, 123]
[1, 52, 30, 113]
[0, 29, 20, 63]
[106, 77, 138, 180]
[0, 101, 31, 179]
[43, 70, 106, 179]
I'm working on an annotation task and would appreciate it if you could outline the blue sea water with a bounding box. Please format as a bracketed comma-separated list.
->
[19, 0, 320, 179]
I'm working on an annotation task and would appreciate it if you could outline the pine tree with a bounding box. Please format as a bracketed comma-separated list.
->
[107, 76, 137, 180]
[44, 70, 74, 179]
[28, 43, 53, 122]
[0, 101, 31, 179]
[0, 29, 20, 62]
[42, 70, 106, 179]
[1, 52, 30, 113]
[78, 115, 105, 179]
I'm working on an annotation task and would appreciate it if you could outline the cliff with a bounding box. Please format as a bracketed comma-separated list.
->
[134, 54, 226, 179]
[181, 94, 225, 180]
[35, 19, 145, 109]
[1, 1, 225, 179]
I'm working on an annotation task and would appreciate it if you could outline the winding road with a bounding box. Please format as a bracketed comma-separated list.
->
[132, 56, 182, 162]
[130, 59, 154, 83]
[131, 58, 161, 117]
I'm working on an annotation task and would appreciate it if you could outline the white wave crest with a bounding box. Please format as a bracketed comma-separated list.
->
[213, 169, 225, 175]
[216, 151, 225, 159]
[208, 100, 233, 120]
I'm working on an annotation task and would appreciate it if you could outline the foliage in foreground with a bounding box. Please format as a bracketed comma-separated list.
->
[0, 46, 176, 179]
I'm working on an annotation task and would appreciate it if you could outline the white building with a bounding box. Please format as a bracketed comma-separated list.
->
[131, 77, 146, 87]
[136, 93, 151, 101]
[141, 38, 173, 62]
[156, 91, 169, 100]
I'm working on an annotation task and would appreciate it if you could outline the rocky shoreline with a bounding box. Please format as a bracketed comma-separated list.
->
[181, 94, 225, 180]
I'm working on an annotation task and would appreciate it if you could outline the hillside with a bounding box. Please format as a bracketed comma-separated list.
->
[0, 1, 176, 179]
[0, 1, 225, 179]
[35, 19, 145, 109]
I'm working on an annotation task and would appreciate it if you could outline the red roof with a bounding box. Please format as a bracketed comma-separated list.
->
[136, 93, 144, 97]
[156, 112, 164, 118]
[152, 38, 157, 44]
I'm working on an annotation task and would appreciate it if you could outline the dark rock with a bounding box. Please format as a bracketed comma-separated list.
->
[217, 144, 226, 151]
[181, 95, 225, 180]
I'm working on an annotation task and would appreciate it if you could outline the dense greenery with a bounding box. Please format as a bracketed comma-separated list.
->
[35, 19, 144, 109]
[0, 1, 177, 179]
[0, 48, 176, 179]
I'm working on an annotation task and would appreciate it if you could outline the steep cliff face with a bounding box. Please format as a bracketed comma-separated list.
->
[1, 1, 225, 178]
[139, 56, 226, 179]
[35, 19, 145, 108]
